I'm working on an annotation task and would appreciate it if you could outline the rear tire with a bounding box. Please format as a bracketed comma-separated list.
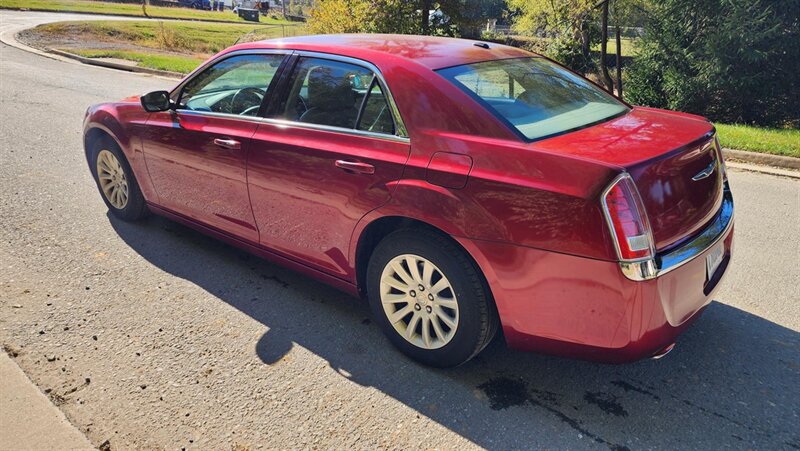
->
[367, 228, 498, 367]
[89, 137, 149, 222]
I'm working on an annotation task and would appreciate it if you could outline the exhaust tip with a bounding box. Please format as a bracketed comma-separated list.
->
[651, 342, 676, 360]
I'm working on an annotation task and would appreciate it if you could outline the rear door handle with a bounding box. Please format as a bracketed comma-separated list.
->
[335, 160, 375, 174]
[213, 138, 241, 150]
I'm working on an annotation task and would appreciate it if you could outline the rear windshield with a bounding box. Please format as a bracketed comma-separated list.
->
[437, 57, 629, 141]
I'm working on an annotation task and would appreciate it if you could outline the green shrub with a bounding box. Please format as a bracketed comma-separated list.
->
[626, 0, 800, 127]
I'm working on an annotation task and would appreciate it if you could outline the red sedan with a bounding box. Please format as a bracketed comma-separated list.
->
[83, 35, 734, 367]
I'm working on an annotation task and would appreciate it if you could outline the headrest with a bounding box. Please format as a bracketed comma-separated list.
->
[306, 66, 356, 111]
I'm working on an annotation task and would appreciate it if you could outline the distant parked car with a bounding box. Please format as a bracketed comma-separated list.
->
[178, 0, 211, 10]
[83, 35, 734, 367]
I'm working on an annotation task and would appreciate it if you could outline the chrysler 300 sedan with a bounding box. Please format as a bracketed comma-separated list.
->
[82, 34, 734, 367]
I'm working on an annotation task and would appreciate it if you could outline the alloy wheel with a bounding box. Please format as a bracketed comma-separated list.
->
[379, 254, 459, 349]
[96, 149, 129, 210]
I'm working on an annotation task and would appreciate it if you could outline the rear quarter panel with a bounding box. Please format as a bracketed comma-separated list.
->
[362, 130, 621, 261]
[366, 57, 621, 260]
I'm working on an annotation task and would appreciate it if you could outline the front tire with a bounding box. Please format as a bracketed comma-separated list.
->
[90, 137, 148, 222]
[367, 229, 498, 367]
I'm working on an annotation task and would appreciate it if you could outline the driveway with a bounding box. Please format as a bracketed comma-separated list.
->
[0, 10, 799, 450]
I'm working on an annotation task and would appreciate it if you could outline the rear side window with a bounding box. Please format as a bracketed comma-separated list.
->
[357, 79, 395, 135]
[438, 57, 629, 141]
[275, 57, 396, 136]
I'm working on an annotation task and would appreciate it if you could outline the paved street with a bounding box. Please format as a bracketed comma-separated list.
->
[1, 10, 799, 450]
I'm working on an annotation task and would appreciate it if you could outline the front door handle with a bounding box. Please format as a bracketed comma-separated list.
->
[213, 138, 241, 150]
[335, 160, 375, 174]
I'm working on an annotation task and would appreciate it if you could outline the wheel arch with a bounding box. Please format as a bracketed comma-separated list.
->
[83, 111, 157, 204]
[83, 126, 120, 164]
[352, 215, 501, 321]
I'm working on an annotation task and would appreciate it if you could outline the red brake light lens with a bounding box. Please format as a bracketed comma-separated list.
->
[602, 174, 655, 261]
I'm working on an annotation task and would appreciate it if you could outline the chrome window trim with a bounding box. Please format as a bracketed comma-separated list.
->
[291, 50, 409, 138]
[173, 109, 265, 124]
[620, 182, 734, 281]
[260, 117, 410, 143]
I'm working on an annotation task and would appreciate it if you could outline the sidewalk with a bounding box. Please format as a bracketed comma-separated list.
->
[0, 352, 94, 450]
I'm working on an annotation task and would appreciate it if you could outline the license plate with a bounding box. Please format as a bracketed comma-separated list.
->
[706, 244, 724, 279]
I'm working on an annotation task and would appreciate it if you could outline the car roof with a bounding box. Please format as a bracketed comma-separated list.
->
[228, 34, 536, 70]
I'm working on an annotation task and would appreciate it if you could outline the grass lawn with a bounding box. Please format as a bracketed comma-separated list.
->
[64, 48, 204, 73]
[33, 20, 301, 54]
[716, 124, 799, 158]
[591, 37, 639, 57]
[0, 0, 293, 23]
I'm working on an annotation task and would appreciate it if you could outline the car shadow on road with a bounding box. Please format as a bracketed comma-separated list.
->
[109, 214, 800, 450]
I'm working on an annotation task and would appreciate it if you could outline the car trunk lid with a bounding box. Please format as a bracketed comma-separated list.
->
[531, 107, 724, 252]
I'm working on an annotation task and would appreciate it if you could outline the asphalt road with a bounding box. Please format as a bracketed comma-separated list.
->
[1, 10, 799, 450]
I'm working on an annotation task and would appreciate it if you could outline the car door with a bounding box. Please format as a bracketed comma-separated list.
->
[141, 52, 288, 243]
[248, 54, 410, 278]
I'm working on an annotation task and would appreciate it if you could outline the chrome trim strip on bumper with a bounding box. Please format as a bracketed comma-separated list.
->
[620, 183, 734, 281]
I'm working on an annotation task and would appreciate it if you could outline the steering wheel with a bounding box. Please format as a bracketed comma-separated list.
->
[240, 104, 261, 116]
[231, 87, 264, 115]
[294, 95, 308, 118]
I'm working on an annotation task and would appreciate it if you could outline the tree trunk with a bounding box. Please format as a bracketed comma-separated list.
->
[599, 0, 614, 93]
[615, 25, 623, 99]
[421, 0, 432, 35]
[581, 26, 590, 66]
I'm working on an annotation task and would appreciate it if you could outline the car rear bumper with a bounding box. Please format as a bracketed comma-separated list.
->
[460, 187, 734, 363]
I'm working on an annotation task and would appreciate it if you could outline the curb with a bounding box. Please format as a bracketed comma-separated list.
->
[0, 15, 175, 81]
[726, 161, 800, 180]
[48, 48, 184, 78]
[0, 352, 94, 450]
[722, 148, 799, 171]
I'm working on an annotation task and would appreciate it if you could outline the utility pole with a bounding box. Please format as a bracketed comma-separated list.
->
[616, 25, 623, 99]
[599, 0, 614, 93]
[421, 0, 432, 35]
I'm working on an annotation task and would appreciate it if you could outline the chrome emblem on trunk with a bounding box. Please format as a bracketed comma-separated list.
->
[692, 161, 717, 181]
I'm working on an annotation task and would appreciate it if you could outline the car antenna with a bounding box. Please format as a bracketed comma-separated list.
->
[473, 42, 490, 49]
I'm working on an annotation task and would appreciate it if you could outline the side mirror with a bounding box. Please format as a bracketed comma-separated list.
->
[140, 91, 172, 112]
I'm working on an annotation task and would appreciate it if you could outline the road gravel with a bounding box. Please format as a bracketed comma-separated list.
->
[1, 10, 799, 451]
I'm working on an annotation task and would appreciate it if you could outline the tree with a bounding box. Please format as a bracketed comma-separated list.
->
[598, 0, 647, 95]
[441, 0, 506, 38]
[508, 0, 598, 74]
[308, 0, 419, 35]
[289, 0, 304, 16]
[308, 0, 503, 38]
[598, 0, 613, 91]
[626, 0, 800, 126]
[421, 0, 432, 34]
[306, 0, 370, 34]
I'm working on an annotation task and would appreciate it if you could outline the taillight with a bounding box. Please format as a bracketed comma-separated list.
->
[601, 174, 655, 261]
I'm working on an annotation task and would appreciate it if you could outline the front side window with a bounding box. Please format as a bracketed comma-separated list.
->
[277, 57, 377, 130]
[179, 54, 285, 116]
[438, 57, 629, 141]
